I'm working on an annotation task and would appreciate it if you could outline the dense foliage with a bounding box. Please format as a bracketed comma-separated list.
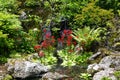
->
[74, 2, 114, 28]
[96, 0, 120, 13]
[0, 0, 120, 67]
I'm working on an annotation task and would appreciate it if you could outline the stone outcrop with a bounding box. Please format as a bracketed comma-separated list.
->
[93, 68, 117, 80]
[6, 59, 50, 79]
[42, 72, 68, 80]
[87, 50, 120, 80]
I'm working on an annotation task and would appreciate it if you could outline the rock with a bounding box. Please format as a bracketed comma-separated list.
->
[19, 11, 27, 20]
[99, 55, 120, 70]
[27, 53, 39, 61]
[88, 55, 120, 74]
[87, 63, 103, 74]
[6, 59, 50, 79]
[88, 48, 111, 64]
[87, 53, 120, 80]
[89, 51, 101, 61]
[93, 68, 117, 80]
[42, 72, 68, 80]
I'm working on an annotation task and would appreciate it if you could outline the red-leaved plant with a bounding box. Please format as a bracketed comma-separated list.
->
[34, 31, 57, 65]
[57, 29, 77, 50]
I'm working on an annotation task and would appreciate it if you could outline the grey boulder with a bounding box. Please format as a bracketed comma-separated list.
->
[87, 55, 120, 80]
[42, 72, 68, 80]
[93, 68, 117, 80]
[7, 59, 50, 79]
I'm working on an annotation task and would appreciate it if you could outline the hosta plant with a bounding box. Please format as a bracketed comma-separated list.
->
[38, 50, 57, 66]
[57, 47, 92, 67]
[57, 46, 77, 67]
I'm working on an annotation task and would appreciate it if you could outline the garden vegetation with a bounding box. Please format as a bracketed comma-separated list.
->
[0, 0, 120, 68]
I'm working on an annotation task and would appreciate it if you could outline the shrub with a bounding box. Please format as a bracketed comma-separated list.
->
[0, 0, 19, 13]
[0, 11, 37, 61]
[74, 1, 114, 28]
[96, 0, 120, 13]
[0, 31, 8, 62]
[0, 12, 21, 56]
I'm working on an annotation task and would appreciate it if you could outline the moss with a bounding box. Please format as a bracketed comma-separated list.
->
[3, 74, 13, 80]
[114, 71, 120, 79]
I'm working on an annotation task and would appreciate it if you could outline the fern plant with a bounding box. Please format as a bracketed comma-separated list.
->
[71, 27, 104, 51]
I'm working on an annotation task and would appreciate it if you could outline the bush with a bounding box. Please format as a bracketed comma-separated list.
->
[0, 56, 8, 63]
[74, 1, 114, 28]
[0, 0, 19, 13]
[0, 31, 9, 57]
[0, 11, 37, 63]
[0, 12, 21, 57]
[96, 0, 120, 13]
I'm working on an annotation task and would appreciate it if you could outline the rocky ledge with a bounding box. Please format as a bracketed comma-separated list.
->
[2, 58, 68, 80]
[87, 49, 120, 80]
